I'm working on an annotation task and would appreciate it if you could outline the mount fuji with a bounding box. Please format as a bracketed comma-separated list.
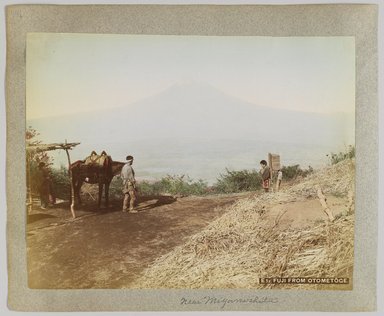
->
[29, 81, 354, 147]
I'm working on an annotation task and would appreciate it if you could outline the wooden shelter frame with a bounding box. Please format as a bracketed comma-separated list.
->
[26, 141, 80, 218]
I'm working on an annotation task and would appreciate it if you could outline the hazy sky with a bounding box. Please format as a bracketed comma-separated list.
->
[27, 33, 355, 119]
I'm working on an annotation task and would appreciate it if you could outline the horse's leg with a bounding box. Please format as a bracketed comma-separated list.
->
[105, 181, 110, 209]
[72, 180, 78, 205]
[77, 181, 83, 205]
[98, 183, 103, 210]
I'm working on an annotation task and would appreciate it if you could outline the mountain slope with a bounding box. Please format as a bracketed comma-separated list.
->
[28, 81, 354, 146]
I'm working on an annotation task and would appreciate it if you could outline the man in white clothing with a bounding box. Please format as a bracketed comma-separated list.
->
[121, 155, 137, 213]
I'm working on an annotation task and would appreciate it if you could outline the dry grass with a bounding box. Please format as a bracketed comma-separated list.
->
[287, 158, 355, 197]
[129, 159, 355, 289]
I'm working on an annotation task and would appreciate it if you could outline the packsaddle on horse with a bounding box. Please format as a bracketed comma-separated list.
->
[70, 151, 124, 209]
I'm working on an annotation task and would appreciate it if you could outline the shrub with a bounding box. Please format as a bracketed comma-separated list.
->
[214, 169, 262, 193]
[109, 176, 124, 200]
[280, 165, 313, 180]
[137, 175, 208, 196]
[327, 145, 355, 165]
[50, 166, 71, 200]
[26, 126, 54, 195]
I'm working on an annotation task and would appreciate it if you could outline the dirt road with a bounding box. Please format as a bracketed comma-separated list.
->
[27, 194, 243, 288]
[27, 191, 347, 289]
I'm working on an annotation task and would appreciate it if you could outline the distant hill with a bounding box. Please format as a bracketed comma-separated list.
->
[28, 81, 354, 147]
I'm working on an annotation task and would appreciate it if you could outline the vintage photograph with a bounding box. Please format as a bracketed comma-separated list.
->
[26, 33, 355, 290]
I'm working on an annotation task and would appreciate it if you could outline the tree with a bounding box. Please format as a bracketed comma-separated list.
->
[26, 126, 54, 200]
[26, 126, 52, 166]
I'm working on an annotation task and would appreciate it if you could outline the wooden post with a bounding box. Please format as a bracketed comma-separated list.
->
[275, 175, 281, 192]
[316, 186, 335, 222]
[268, 153, 281, 193]
[64, 144, 76, 219]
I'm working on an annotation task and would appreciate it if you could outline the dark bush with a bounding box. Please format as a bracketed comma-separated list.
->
[50, 166, 71, 200]
[214, 169, 262, 193]
[280, 164, 313, 180]
[109, 176, 124, 199]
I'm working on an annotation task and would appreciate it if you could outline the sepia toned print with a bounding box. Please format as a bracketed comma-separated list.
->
[25, 33, 356, 290]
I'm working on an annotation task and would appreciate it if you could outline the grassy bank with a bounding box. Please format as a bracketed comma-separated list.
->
[128, 158, 355, 289]
[37, 146, 354, 200]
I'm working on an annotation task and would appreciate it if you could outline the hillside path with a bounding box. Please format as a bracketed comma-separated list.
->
[27, 193, 245, 288]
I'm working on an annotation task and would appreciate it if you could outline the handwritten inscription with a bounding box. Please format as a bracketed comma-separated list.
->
[180, 296, 278, 309]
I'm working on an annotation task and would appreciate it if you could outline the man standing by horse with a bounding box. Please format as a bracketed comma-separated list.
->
[37, 161, 55, 209]
[121, 155, 137, 213]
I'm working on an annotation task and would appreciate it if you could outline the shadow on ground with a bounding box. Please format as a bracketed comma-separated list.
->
[27, 213, 57, 224]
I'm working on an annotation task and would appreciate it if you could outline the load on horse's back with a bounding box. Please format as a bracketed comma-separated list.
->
[70, 151, 124, 209]
[84, 150, 109, 167]
[81, 150, 112, 183]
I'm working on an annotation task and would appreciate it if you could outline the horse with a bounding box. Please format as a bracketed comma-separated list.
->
[70, 152, 125, 209]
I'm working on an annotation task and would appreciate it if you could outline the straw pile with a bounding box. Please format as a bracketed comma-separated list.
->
[129, 159, 355, 289]
[287, 158, 355, 197]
